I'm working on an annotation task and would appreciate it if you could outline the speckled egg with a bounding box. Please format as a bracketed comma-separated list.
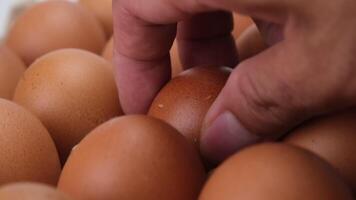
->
[13, 49, 122, 164]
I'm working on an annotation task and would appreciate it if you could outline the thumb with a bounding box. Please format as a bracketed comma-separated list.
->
[200, 40, 330, 163]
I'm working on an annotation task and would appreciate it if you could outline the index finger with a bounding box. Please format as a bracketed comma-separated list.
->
[113, 0, 293, 114]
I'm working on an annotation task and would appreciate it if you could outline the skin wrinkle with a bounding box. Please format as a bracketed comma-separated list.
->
[114, 9, 176, 61]
[234, 68, 294, 138]
[114, 0, 356, 161]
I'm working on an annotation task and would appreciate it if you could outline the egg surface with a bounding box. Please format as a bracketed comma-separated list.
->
[0, 99, 61, 186]
[199, 143, 352, 200]
[148, 66, 230, 146]
[79, 0, 113, 37]
[13, 49, 122, 164]
[6, 1, 106, 65]
[58, 115, 205, 200]
[0, 182, 72, 200]
[285, 111, 356, 195]
[233, 14, 254, 39]
[236, 24, 267, 61]
[102, 36, 113, 61]
[0, 45, 25, 99]
[171, 40, 183, 77]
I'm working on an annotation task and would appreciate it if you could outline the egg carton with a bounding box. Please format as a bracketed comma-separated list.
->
[0, 0, 79, 40]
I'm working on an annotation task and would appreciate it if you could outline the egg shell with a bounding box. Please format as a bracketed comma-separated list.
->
[13, 48, 122, 164]
[236, 24, 267, 61]
[79, 0, 113, 37]
[0, 99, 61, 186]
[199, 143, 353, 200]
[148, 66, 231, 146]
[170, 40, 183, 77]
[6, 1, 106, 66]
[102, 36, 113, 61]
[0, 45, 26, 99]
[0, 182, 72, 200]
[232, 14, 254, 39]
[285, 111, 356, 195]
[58, 115, 206, 200]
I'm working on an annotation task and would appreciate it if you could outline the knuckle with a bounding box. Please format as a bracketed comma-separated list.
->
[230, 67, 305, 137]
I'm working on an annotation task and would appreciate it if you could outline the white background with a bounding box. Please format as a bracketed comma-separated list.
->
[0, 0, 78, 39]
[0, 0, 13, 38]
[0, 0, 34, 39]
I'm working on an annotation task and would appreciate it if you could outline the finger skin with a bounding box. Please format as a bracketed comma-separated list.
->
[113, 0, 290, 113]
[114, 0, 356, 164]
[201, 0, 356, 162]
[177, 11, 238, 69]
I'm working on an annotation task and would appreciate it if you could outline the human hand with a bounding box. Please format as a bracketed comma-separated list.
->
[113, 0, 356, 163]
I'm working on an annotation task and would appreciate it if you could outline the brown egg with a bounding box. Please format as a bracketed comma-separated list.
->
[232, 14, 254, 39]
[6, 1, 106, 66]
[58, 115, 206, 200]
[0, 45, 25, 99]
[0, 182, 72, 200]
[171, 40, 183, 77]
[13, 49, 122, 164]
[285, 111, 356, 195]
[102, 36, 113, 62]
[199, 143, 352, 200]
[79, 0, 113, 37]
[236, 24, 267, 61]
[0, 99, 61, 186]
[148, 66, 231, 146]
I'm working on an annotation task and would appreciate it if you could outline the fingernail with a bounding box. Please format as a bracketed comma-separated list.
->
[200, 111, 261, 163]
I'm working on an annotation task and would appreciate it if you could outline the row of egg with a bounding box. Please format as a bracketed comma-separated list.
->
[1, 0, 355, 200]
[2, 88, 356, 200]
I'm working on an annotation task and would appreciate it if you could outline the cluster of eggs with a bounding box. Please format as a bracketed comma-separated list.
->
[0, 0, 355, 200]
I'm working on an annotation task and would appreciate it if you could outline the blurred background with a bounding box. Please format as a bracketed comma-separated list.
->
[0, 0, 32, 39]
[0, 0, 77, 39]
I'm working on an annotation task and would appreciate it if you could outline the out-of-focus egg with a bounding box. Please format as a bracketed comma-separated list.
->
[199, 143, 352, 200]
[236, 24, 267, 61]
[102, 36, 113, 61]
[58, 115, 206, 200]
[285, 111, 356, 195]
[171, 40, 183, 77]
[13, 49, 122, 164]
[0, 45, 25, 99]
[0, 183, 72, 200]
[148, 66, 230, 146]
[232, 14, 254, 39]
[0, 99, 61, 186]
[6, 1, 106, 66]
[79, 0, 113, 37]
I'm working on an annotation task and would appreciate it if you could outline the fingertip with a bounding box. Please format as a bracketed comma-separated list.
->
[200, 111, 261, 164]
[113, 53, 171, 114]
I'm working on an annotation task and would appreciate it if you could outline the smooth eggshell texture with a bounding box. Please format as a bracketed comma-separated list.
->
[13, 49, 122, 164]
[0, 99, 61, 186]
[0, 45, 26, 99]
[79, 0, 113, 37]
[148, 66, 231, 146]
[285, 111, 356, 195]
[236, 24, 267, 61]
[58, 115, 206, 200]
[6, 1, 106, 65]
[232, 14, 254, 39]
[171, 40, 183, 77]
[199, 143, 353, 200]
[0, 183, 72, 200]
[102, 36, 113, 62]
